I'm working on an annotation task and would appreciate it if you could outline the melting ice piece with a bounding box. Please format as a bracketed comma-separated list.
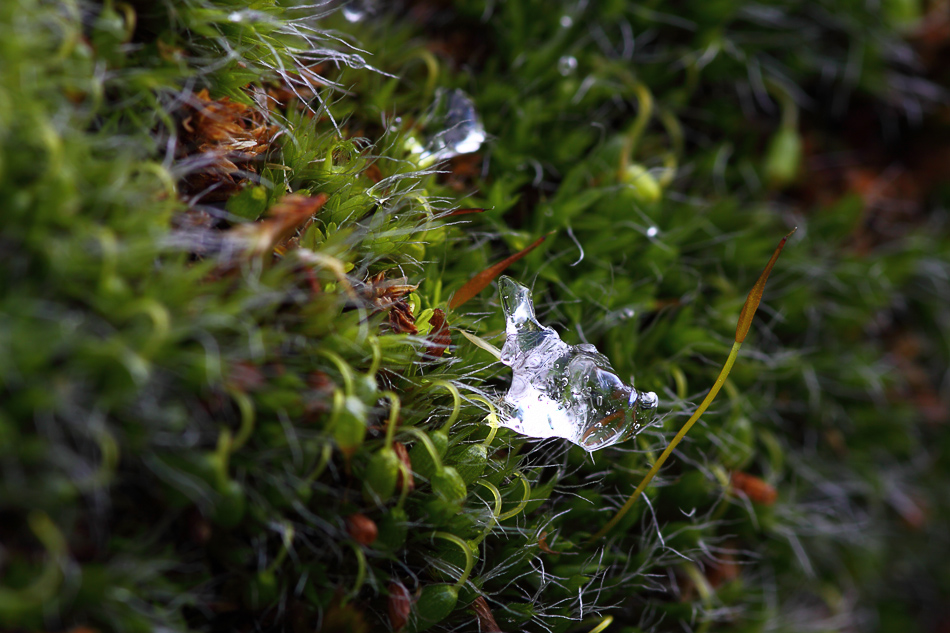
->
[497, 276, 659, 451]
[419, 89, 486, 164]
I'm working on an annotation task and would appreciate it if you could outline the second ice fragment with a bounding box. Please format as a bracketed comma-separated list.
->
[419, 89, 486, 164]
[497, 277, 658, 451]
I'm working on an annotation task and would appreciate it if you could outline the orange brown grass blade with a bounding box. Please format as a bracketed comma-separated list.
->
[587, 229, 795, 542]
[448, 235, 547, 310]
[736, 228, 796, 344]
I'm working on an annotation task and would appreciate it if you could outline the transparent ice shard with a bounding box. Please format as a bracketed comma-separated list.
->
[419, 89, 486, 164]
[497, 276, 659, 451]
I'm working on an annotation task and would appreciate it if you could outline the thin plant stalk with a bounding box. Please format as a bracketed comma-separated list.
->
[588, 229, 795, 542]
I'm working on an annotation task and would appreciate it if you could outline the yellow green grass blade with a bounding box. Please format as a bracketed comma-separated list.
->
[588, 229, 796, 542]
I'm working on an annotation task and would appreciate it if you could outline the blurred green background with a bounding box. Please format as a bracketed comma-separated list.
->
[1, 1, 948, 632]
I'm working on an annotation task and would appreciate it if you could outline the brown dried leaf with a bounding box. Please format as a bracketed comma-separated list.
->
[229, 193, 327, 257]
[389, 302, 418, 335]
[360, 272, 420, 334]
[179, 88, 279, 199]
[705, 551, 740, 588]
[363, 272, 419, 306]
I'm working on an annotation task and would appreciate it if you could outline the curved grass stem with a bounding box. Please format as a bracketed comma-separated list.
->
[498, 471, 531, 521]
[587, 342, 740, 542]
[432, 531, 474, 587]
[402, 426, 444, 472]
[469, 394, 499, 446]
[588, 229, 795, 543]
[588, 616, 614, 633]
[380, 390, 401, 449]
[428, 379, 461, 432]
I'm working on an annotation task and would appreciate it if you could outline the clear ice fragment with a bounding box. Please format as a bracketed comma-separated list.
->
[496, 277, 659, 451]
[419, 89, 486, 164]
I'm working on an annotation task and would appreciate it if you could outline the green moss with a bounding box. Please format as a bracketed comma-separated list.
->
[1, 1, 948, 632]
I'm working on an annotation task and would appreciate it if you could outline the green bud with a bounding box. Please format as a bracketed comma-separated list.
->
[620, 163, 661, 204]
[363, 447, 400, 505]
[764, 126, 802, 188]
[407, 583, 459, 632]
[423, 498, 462, 526]
[431, 467, 466, 502]
[212, 479, 246, 528]
[334, 396, 367, 457]
[446, 444, 487, 485]
[376, 507, 409, 551]
[245, 569, 279, 611]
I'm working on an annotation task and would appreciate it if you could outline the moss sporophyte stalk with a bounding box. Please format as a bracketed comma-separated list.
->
[488, 231, 794, 540]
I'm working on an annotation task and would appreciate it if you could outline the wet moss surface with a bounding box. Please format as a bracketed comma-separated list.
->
[1, 1, 948, 632]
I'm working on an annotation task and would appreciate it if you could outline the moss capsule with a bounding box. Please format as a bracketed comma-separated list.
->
[620, 163, 661, 204]
[211, 479, 246, 528]
[333, 395, 368, 457]
[376, 507, 409, 551]
[409, 429, 448, 481]
[764, 126, 802, 188]
[446, 444, 487, 485]
[431, 466, 466, 502]
[407, 583, 458, 633]
[363, 446, 401, 505]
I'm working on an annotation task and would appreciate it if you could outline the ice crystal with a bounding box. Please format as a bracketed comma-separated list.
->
[419, 89, 486, 164]
[497, 277, 659, 451]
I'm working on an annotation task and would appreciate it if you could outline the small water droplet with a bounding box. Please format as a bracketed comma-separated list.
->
[228, 10, 271, 23]
[559, 15, 574, 28]
[557, 55, 578, 76]
[646, 226, 659, 238]
[621, 307, 635, 319]
[342, 8, 364, 22]
[342, 0, 374, 22]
